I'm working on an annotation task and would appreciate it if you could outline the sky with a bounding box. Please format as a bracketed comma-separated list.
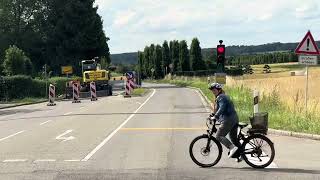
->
[95, 0, 320, 54]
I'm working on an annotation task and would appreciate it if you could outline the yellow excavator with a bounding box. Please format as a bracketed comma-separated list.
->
[80, 58, 112, 95]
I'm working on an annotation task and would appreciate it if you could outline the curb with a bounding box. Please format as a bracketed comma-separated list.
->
[189, 86, 320, 141]
[0, 96, 66, 109]
[0, 100, 47, 109]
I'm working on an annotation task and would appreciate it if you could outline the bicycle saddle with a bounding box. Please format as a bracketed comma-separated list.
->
[238, 122, 248, 129]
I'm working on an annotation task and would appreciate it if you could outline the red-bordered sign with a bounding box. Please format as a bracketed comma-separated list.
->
[295, 31, 320, 55]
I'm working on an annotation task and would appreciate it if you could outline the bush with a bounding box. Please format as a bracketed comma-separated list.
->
[0, 75, 45, 99]
[3, 45, 32, 76]
[0, 75, 80, 100]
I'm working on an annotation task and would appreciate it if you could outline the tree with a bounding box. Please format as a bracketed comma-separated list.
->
[162, 41, 170, 75]
[169, 40, 179, 72]
[137, 51, 144, 78]
[3, 45, 28, 75]
[24, 58, 33, 76]
[45, 0, 110, 75]
[179, 40, 190, 71]
[100, 56, 109, 70]
[190, 38, 206, 71]
[149, 44, 155, 76]
[153, 45, 163, 79]
[0, 0, 48, 72]
[143, 46, 150, 77]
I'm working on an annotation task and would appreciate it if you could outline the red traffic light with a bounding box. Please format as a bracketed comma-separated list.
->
[217, 47, 225, 53]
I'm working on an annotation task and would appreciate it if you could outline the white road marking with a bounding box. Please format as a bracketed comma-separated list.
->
[3, 159, 27, 162]
[64, 159, 81, 162]
[0, 131, 25, 142]
[80, 107, 85, 109]
[64, 112, 73, 115]
[136, 102, 142, 105]
[194, 89, 210, 112]
[34, 159, 56, 162]
[81, 89, 157, 161]
[40, 120, 52, 125]
[56, 130, 75, 142]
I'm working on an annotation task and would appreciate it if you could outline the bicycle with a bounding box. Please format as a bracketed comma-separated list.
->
[189, 114, 275, 168]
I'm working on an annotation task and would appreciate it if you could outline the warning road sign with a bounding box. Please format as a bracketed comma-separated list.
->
[295, 31, 320, 55]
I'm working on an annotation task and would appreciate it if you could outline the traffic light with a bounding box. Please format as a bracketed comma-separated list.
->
[216, 40, 225, 73]
[216, 44, 225, 63]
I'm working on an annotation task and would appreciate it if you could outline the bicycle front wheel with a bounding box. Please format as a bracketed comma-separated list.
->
[189, 135, 222, 167]
[241, 134, 275, 168]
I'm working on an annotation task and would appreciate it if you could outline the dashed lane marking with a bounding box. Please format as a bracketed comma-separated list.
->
[0, 131, 25, 142]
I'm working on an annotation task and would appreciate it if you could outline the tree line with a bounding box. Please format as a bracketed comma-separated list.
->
[228, 52, 298, 66]
[137, 38, 207, 79]
[0, 0, 110, 76]
[137, 38, 299, 79]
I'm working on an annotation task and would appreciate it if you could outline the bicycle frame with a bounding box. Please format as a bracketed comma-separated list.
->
[205, 118, 264, 158]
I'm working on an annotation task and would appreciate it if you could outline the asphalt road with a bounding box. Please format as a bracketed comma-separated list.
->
[0, 83, 319, 180]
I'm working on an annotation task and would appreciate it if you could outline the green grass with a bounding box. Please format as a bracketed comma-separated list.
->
[149, 79, 320, 135]
[131, 88, 148, 96]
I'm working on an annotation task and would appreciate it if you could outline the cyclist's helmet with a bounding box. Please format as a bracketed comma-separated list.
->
[208, 82, 223, 90]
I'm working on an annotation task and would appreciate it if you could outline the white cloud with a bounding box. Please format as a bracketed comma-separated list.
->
[113, 10, 137, 28]
[95, 0, 320, 54]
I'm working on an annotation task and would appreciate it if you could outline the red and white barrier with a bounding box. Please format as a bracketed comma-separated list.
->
[47, 84, 56, 106]
[124, 80, 131, 97]
[90, 82, 97, 101]
[129, 79, 135, 94]
[72, 83, 81, 103]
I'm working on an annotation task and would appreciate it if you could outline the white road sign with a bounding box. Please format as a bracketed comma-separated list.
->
[299, 56, 318, 65]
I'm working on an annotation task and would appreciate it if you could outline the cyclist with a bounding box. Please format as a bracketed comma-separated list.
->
[208, 83, 240, 158]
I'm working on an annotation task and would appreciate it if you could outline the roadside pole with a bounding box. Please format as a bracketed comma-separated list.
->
[45, 64, 48, 98]
[294, 30, 320, 115]
[305, 65, 309, 113]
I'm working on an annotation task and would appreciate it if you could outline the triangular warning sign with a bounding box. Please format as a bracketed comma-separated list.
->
[295, 31, 320, 55]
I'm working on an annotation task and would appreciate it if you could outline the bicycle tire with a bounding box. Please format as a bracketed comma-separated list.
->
[241, 134, 275, 168]
[189, 135, 222, 167]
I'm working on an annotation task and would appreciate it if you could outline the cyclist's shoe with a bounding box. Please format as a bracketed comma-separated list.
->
[235, 156, 243, 163]
[228, 147, 238, 158]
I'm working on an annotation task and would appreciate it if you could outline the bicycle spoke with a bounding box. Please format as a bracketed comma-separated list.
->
[248, 141, 257, 148]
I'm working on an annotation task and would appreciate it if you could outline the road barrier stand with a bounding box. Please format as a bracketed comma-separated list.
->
[124, 80, 131, 98]
[72, 83, 81, 103]
[254, 90, 259, 113]
[90, 82, 98, 101]
[47, 84, 56, 106]
[129, 79, 135, 94]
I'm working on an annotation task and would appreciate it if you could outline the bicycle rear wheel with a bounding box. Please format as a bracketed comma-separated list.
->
[241, 134, 275, 168]
[189, 135, 222, 167]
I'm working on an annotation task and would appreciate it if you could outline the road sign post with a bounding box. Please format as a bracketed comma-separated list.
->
[295, 30, 320, 113]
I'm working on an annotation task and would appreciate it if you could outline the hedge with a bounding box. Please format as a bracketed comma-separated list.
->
[0, 75, 78, 100]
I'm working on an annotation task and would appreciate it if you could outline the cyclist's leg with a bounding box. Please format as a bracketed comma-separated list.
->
[229, 123, 241, 147]
[216, 120, 234, 149]
[229, 114, 241, 147]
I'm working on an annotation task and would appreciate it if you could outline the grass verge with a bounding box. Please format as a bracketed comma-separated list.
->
[131, 88, 148, 96]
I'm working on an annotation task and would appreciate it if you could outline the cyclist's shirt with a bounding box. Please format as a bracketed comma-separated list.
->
[215, 93, 237, 123]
